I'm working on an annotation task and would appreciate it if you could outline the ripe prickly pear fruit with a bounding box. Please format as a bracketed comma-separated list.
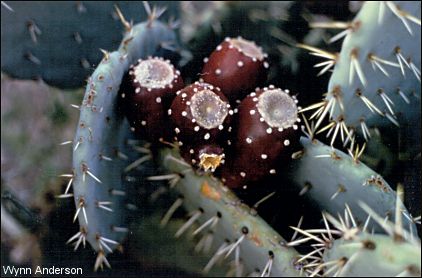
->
[121, 57, 184, 142]
[169, 82, 232, 171]
[201, 37, 269, 103]
[222, 86, 301, 188]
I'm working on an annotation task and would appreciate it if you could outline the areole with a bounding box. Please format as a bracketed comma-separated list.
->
[257, 89, 298, 129]
[228, 37, 265, 61]
[133, 58, 175, 89]
[190, 89, 229, 130]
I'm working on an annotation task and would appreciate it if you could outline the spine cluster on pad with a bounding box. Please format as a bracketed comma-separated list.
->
[288, 203, 421, 277]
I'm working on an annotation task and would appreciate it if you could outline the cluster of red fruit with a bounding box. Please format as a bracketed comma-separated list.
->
[120, 37, 301, 189]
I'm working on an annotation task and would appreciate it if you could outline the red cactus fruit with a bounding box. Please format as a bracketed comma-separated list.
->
[120, 57, 184, 142]
[221, 86, 301, 188]
[169, 82, 232, 171]
[201, 37, 269, 102]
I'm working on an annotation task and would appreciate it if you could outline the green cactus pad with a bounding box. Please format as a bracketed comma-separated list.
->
[69, 16, 178, 269]
[308, 1, 421, 144]
[156, 147, 304, 276]
[288, 137, 416, 233]
[323, 233, 421, 277]
[1, 1, 179, 88]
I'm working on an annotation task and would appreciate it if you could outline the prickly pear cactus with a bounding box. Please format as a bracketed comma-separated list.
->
[3, 2, 419, 277]
[63, 2, 419, 274]
[302, 1, 421, 144]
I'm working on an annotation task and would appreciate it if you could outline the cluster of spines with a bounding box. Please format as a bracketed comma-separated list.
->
[299, 1, 421, 147]
[288, 198, 421, 277]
